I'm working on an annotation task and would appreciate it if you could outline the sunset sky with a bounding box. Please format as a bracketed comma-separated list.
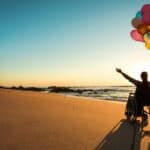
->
[1, 0, 150, 86]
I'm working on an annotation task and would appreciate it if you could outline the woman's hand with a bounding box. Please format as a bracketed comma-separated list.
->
[116, 68, 122, 73]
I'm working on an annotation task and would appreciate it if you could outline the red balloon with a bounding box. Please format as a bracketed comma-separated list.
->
[142, 13, 150, 25]
[131, 18, 142, 28]
[141, 4, 150, 14]
[130, 30, 144, 42]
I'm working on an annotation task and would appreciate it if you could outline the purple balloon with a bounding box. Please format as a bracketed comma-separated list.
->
[130, 30, 144, 42]
[142, 13, 150, 25]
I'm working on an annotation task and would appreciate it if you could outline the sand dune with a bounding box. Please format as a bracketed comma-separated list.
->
[0, 89, 149, 150]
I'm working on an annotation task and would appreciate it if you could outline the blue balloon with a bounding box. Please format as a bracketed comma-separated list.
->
[136, 11, 142, 19]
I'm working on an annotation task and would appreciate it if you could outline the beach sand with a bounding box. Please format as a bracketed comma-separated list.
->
[0, 89, 149, 150]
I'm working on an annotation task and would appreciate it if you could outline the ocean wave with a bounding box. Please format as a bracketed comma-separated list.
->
[48, 86, 135, 102]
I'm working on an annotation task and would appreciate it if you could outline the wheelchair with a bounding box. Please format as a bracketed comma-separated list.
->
[125, 93, 150, 122]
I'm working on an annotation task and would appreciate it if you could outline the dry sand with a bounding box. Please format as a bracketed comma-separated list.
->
[0, 89, 149, 150]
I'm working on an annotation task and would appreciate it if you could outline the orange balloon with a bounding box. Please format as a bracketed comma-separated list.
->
[137, 25, 150, 35]
[145, 42, 150, 49]
[131, 18, 142, 28]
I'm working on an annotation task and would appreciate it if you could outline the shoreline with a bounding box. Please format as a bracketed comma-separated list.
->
[3, 88, 127, 104]
[58, 93, 126, 105]
[0, 85, 134, 102]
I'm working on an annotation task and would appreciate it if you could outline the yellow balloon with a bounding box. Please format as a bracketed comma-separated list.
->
[144, 33, 150, 43]
[145, 42, 150, 49]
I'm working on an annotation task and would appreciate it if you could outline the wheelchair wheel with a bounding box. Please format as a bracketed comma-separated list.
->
[125, 93, 137, 121]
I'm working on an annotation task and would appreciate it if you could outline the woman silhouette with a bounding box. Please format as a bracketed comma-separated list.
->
[116, 68, 150, 122]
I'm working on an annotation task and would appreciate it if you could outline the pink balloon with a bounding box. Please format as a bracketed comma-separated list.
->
[142, 13, 150, 25]
[130, 30, 144, 42]
[141, 4, 150, 14]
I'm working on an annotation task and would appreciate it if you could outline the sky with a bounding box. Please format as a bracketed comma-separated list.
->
[1, 0, 150, 86]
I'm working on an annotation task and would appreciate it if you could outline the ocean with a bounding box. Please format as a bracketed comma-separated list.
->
[48, 86, 136, 102]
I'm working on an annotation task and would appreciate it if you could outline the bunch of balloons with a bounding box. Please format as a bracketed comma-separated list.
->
[130, 4, 150, 49]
